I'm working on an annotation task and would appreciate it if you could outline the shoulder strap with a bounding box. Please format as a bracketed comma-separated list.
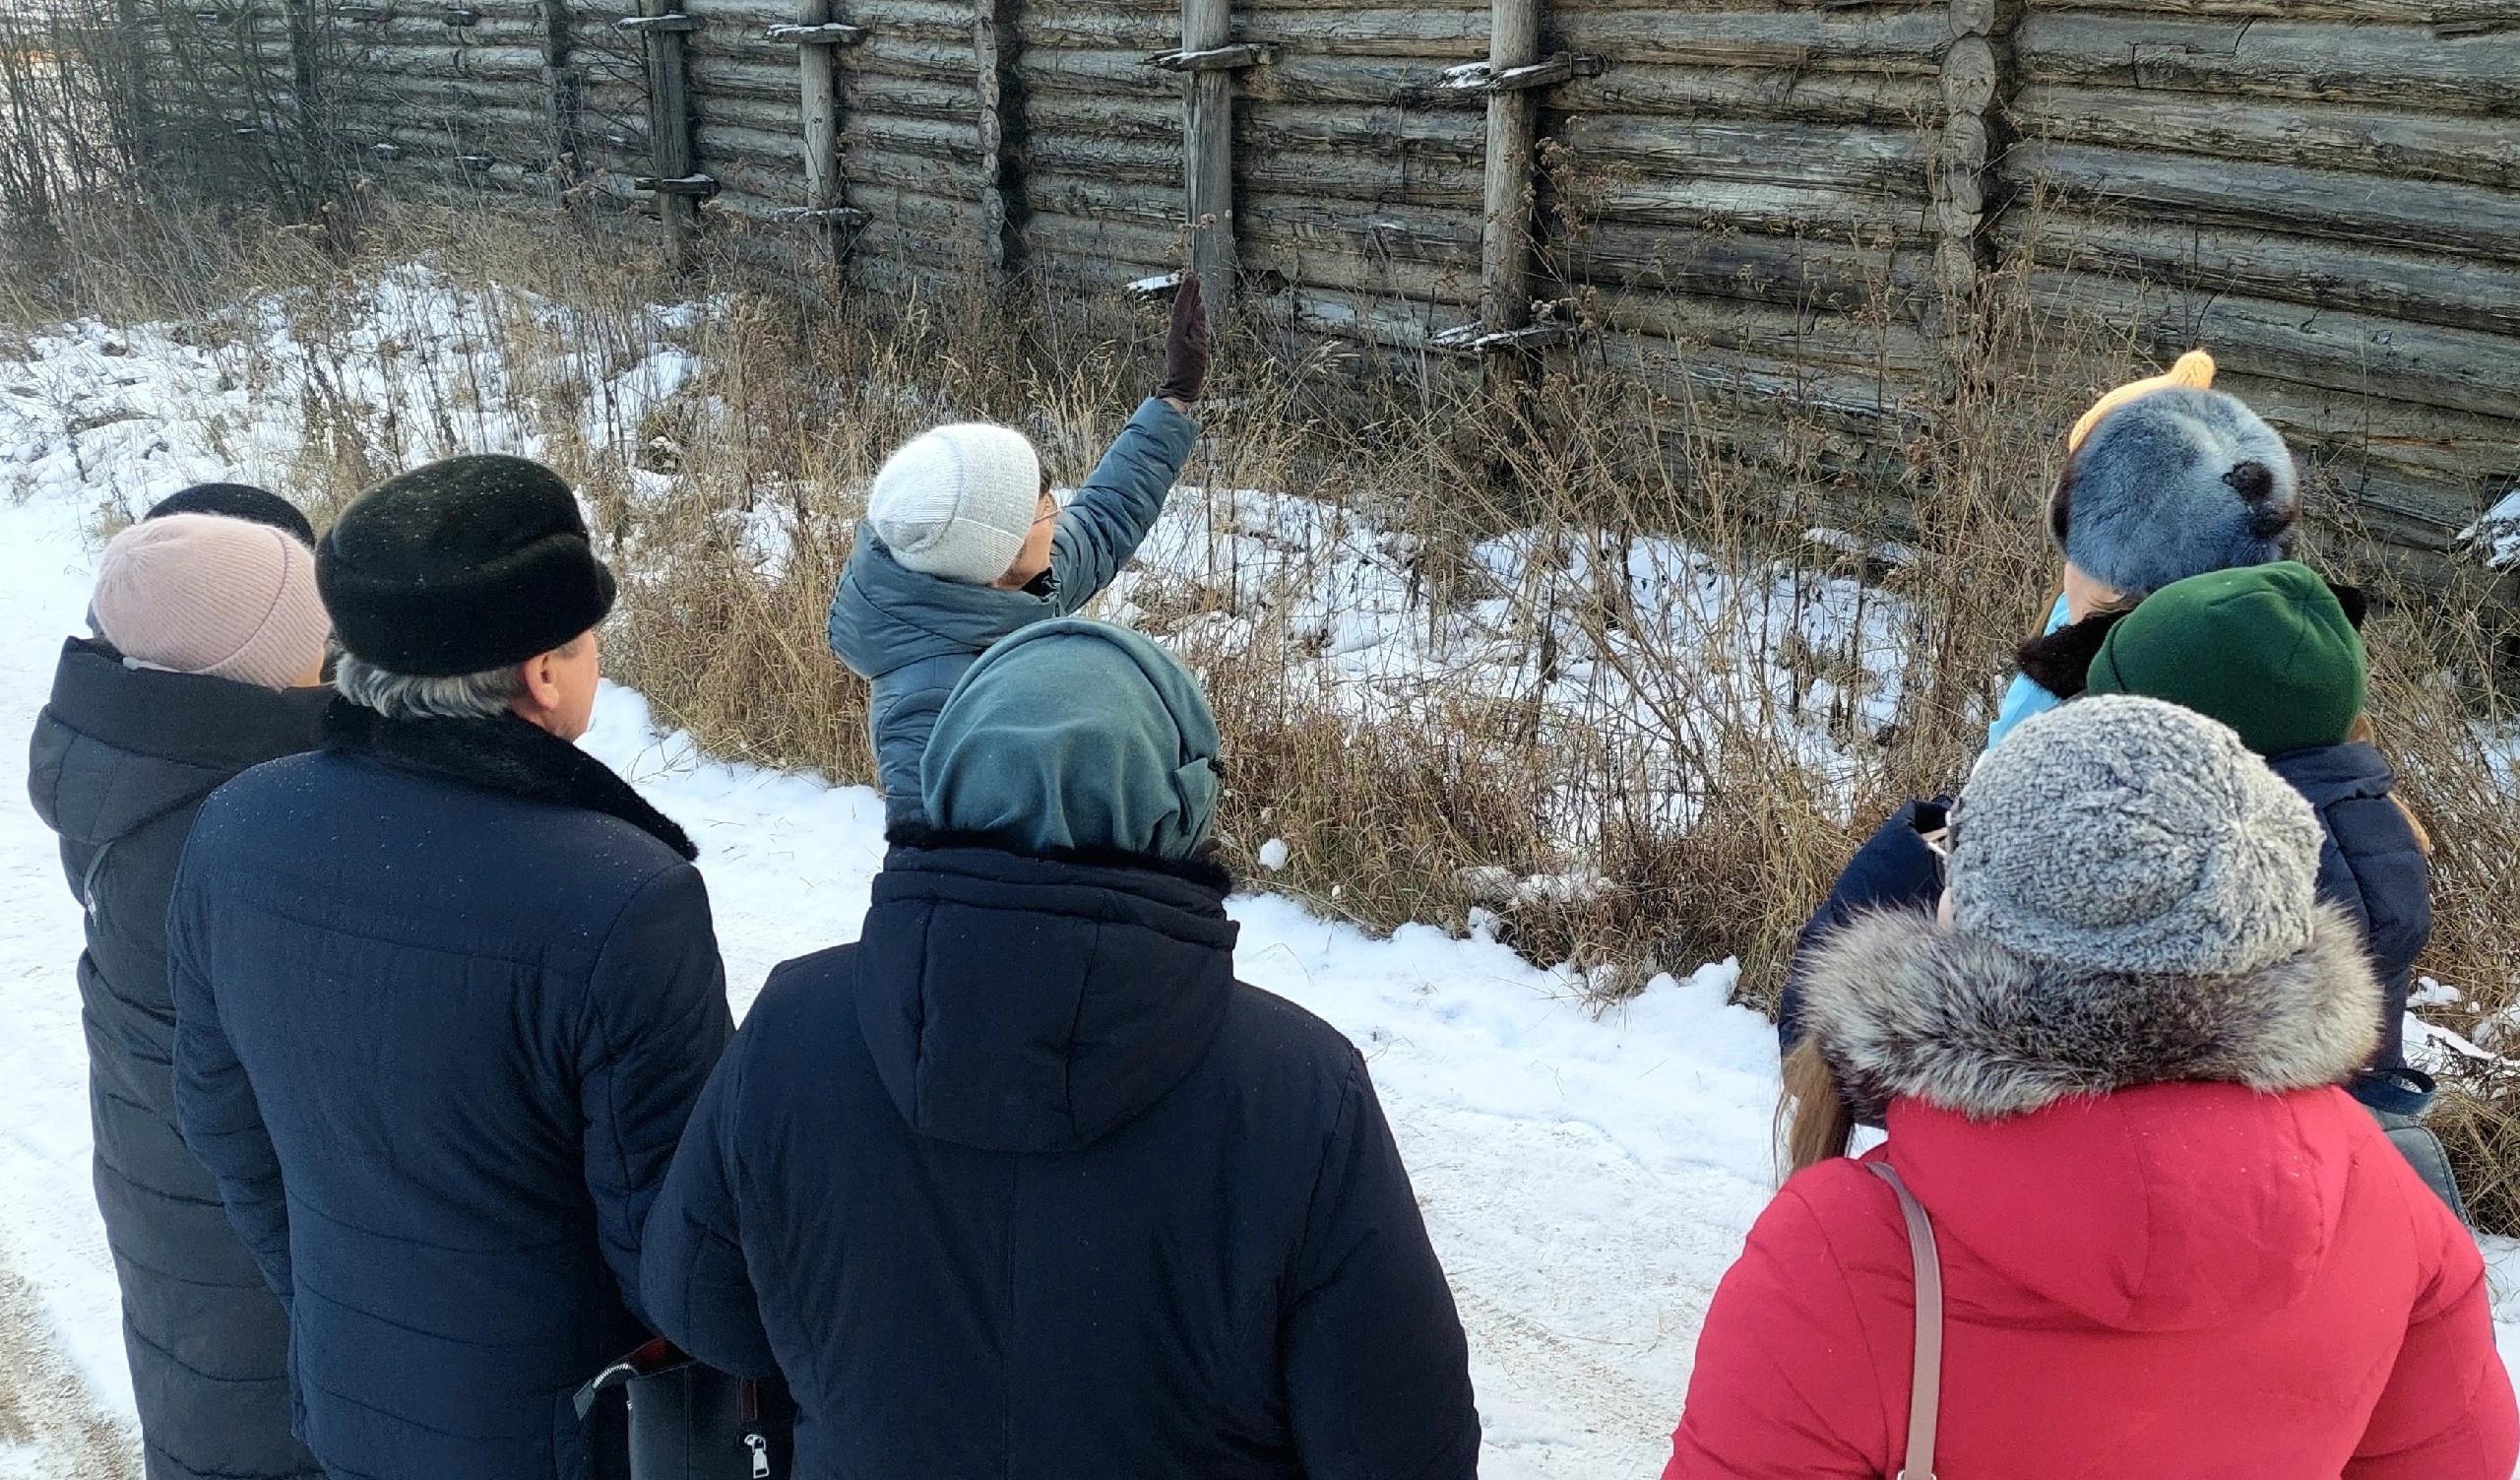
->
[1868, 1162, 1942, 1480]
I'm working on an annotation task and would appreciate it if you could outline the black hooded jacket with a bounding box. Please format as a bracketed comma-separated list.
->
[642, 842, 1481, 1479]
[26, 637, 329, 1480]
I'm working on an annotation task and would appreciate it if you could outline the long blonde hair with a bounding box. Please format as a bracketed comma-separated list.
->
[1778, 1040, 1857, 1176]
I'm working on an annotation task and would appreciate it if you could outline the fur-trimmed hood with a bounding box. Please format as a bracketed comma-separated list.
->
[1801, 904, 2381, 1123]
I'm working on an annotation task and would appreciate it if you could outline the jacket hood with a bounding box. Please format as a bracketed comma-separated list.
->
[1805, 904, 2386, 1333]
[850, 844, 1238, 1154]
[30, 637, 331, 847]
[2268, 740, 2395, 804]
[1801, 904, 2380, 1124]
[827, 529, 1054, 678]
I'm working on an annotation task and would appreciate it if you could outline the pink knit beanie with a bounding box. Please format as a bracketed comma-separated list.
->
[93, 513, 331, 690]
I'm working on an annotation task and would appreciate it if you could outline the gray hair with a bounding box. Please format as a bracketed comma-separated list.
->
[334, 653, 527, 722]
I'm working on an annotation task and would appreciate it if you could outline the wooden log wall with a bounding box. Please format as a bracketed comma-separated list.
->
[2000, 2, 2520, 577]
[128, 0, 2520, 584]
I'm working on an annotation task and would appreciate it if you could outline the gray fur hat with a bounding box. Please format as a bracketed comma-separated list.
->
[1951, 694, 2323, 979]
[2050, 386, 2300, 596]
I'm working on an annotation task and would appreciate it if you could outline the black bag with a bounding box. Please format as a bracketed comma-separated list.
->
[576, 1338, 793, 1480]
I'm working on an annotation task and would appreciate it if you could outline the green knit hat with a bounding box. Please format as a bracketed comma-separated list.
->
[921, 618, 1221, 862]
[2084, 561, 2366, 757]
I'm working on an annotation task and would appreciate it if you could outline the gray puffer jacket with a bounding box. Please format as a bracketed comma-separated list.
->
[827, 397, 1198, 826]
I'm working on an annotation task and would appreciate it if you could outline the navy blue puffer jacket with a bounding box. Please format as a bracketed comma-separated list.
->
[642, 842, 1481, 1479]
[167, 707, 731, 1480]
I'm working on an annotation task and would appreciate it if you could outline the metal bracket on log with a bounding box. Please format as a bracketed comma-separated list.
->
[772, 205, 867, 228]
[633, 172, 720, 198]
[1144, 42, 1272, 72]
[1437, 52, 1603, 94]
[1428, 322, 1573, 355]
[442, 6, 478, 23]
[615, 13, 701, 32]
[767, 21, 864, 43]
[1124, 271, 1186, 302]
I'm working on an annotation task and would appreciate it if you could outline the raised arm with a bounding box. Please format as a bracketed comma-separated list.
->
[1050, 274, 1206, 612]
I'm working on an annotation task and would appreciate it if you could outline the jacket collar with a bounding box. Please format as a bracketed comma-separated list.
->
[1800, 904, 2380, 1121]
[43, 637, 332, 773]
[885, 822, 1235, 895]
[2266, 740, 2393, 802]
[321, 700, 697, 860]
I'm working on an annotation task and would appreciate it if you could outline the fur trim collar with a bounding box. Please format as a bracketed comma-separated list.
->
[322, 700, 697, 860]
[1800, 905, 2381, 1121]
[886, 821, 1234, 894]
[2016, 609, 2129, 699]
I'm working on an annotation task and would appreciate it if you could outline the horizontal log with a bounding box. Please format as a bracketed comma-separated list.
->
[832, 181, 989, 233]
[1241, 243, 1480, 307]
[691, 122, 807, 170]
[1014, 46, 1180, 98]
[1578, 176, 1933, 246]
[1022, 210, 1187, 270]
[2001, 0, 2513, 20]
[2003, 213, 2520, 338]
[850, 72, 989, 121]
[2013, 11, 2520, 113]
[1555, 116, 1930, 195]
[1026, 132, 1178, 183]
[1249, 286, 1456, 352]
[697, 153, 810, 206]
[1016, 6, 1190, 49]
[1595, 287, 1939, 376]
[1239, 145, 1485, 208]
[1024, 170, 1183, 225]
[1551, 8, 1952, 73]
[1022, 91, 1178, 142]
[838, 145, 986, 196]
[346, 39, 542, 76]
[1554, 63, 1943, 125]
[689, 91, 810, 136]
[840, 33, 978, 78]
[1235, 102, 1483, 163]
[335, 14, 542, 47]
[1238, 52, 1487, 106]
[1597, 330, 1931, 433]
[847, 111, 983, 161]
[2011, 141, 2520, 263]
[1230, 8, 1491, 57]
[684, 55, 803, 100]
[1564, 222, 1931, 313]
[2008, 83, 2517, 190]
[2026, 274, 2520, 422]
[1242, 189, 1480, 259]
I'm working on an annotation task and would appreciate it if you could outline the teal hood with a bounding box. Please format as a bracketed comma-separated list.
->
[921, 619, 1221, 862]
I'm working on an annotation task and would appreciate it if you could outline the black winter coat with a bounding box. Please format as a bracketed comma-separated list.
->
[167, 706, 733, 1480]
[26, 638, 329, 1480]
[642, 842, 1481, 1480]
[1780, 742, 2431, 1079]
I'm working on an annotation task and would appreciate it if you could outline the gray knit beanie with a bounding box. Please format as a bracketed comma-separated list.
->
[1949, 694, 2322, 978]
[864, 423, 1042, 586]
[93, 512, 332, 691]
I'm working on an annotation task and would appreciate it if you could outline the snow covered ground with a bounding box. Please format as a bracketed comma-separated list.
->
[2, 271, 2517, 1475]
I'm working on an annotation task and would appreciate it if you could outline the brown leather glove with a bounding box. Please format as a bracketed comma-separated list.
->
[1155, 270, 1208, 406]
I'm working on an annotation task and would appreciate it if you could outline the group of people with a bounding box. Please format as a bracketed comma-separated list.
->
[25, 263, 2520, 1480]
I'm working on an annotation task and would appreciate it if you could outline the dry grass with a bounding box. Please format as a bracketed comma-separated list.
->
[4, 187, 2518, 1224]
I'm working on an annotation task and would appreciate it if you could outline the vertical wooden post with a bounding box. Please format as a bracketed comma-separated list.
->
[638, 0, 699, 268]
[796, 0, 842, 257]
[1479, 0, 1540, 335]
[1181, 0, 1231, 319]
[974, 1, 1007, 279]
[539, 0, 580, 185]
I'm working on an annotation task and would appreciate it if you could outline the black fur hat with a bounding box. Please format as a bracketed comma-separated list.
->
[147, 482, 316, 547]
[317, 454, 615, 676]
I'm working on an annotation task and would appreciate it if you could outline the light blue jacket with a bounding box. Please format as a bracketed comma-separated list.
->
[1985, 593, 2072, 747]
[828, 397, 1199, 825]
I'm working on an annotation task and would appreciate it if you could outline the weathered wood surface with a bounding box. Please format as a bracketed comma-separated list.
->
[1182, 0, 1232, 310]
[2009, 83, 2519, 190]
[2012, 11, 2520, 112]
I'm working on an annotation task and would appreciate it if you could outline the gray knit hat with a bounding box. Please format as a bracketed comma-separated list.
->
[864, 423, 1042, 586]
[1949, 694, 2323, 978]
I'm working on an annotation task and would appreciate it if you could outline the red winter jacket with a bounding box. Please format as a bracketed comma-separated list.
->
[1670, 1083, 2514, 1478]
[1671, 908, 2519, 1480]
